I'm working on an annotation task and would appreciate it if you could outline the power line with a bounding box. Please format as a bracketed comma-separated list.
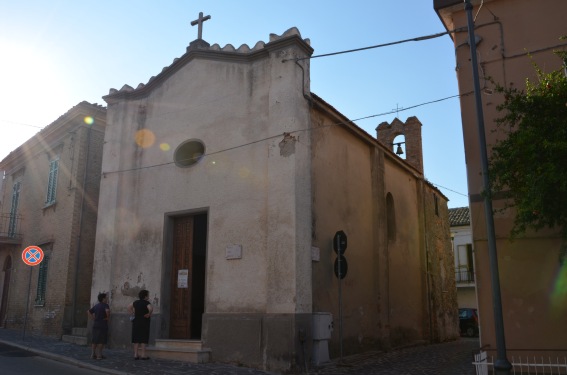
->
[429, 182, 469, 197]
[1, 30, 469, 133]
[103, 91, 468, 177]
[349, 92, 472, 123]
[285, 27, 466, 62]
[1, 119, 43, 129]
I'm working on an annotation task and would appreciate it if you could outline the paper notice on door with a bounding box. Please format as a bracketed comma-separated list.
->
[178, 269, 189, 288]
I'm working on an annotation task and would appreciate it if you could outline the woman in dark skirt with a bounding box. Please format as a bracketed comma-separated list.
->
[127, 289, 153, 359]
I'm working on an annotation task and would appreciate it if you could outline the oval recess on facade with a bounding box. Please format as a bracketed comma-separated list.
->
[174, 139, 205, 167]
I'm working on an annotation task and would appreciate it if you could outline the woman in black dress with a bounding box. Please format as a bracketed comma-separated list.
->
[127, 289, 153, 359]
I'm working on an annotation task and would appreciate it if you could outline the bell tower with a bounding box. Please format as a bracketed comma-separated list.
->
[376, 116, 423, 173]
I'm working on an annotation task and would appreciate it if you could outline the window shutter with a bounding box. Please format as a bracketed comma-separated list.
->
[8, 182, 21, 237]
[46, 159, 59, 204]
[35, 255, 49, 305]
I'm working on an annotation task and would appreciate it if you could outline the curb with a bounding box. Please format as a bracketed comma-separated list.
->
[0, 338, 130, 375]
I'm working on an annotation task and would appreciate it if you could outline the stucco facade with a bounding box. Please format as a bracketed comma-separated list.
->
[435, 0, 567, 355]
[91, 27, 457, 371]
[0, 102, 106, 337]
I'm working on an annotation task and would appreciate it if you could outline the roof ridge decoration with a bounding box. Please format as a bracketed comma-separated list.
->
[106, 27, 311, 98]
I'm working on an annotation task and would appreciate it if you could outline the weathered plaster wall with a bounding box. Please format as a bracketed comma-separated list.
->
[310, 107, 458, 354]
[383, 161, 425, 346]
[421, 184, 459, 342]
[310, 106, 442, 354]
[310, 110, 380, 355]
[92, 30, 313, 371]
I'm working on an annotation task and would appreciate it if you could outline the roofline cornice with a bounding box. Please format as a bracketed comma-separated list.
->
[103, 34, 314, 105]
[0, 102, 106, 170]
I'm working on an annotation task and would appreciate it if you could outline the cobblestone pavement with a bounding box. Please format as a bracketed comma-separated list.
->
[312, 339, 479, 375]
[0, 328, 479, 375]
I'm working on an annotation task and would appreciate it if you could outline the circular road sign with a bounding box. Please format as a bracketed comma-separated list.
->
[333, 230, 347, 255]
[22, 246, 44, 266]
[334, 255, 348, 279]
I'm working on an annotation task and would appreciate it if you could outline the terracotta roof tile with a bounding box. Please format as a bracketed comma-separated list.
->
[449, 207, 470, 226]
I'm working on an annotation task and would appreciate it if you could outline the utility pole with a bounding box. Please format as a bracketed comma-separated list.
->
[463, 1, 511, 374]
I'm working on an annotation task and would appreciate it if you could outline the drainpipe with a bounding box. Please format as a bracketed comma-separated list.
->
[464, 1, 511, 373]
[72, 122, 92, 329]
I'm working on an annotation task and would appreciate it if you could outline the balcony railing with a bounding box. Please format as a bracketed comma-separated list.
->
[0, 213, 23, 242]
[455, 269, 475, 284]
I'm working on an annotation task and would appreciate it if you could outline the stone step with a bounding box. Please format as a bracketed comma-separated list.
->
[154, 339, 203, 350]
[62, 334, 88, 346]
[72, 327, 88, 336]
[147, 340, 210, 363]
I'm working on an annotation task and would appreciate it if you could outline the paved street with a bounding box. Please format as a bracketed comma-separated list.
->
[0, 328, 479, 374]
[0, 342, 101, 375]
[312, 339, 478, 374]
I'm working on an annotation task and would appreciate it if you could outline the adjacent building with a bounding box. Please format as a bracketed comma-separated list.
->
[449, 206, 476, 310]
[90, 27, 458, 372]
[435, 0, 567, 358]
[0, 102, 106, 337]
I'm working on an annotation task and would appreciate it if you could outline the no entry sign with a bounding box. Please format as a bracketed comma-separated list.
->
[22, 246, 44, 266]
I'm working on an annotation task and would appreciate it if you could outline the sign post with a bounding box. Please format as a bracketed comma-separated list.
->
[21, 246, 44, 340]
[333, 231, 347, 363]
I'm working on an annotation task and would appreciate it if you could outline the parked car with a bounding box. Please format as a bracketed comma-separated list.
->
[459, 308, 479, 337]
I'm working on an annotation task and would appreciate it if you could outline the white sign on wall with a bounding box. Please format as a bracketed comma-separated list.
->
[311, 246, 320, 262]
[226, 244, 242, 260]
[178, 269, 189, 288]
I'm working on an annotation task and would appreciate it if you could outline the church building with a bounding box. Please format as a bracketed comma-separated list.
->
[90, 17, 457, 372]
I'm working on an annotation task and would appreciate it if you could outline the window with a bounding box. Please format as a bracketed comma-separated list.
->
[8, 181, 21, 237]
[174, 139, 205, 167]
[35, 254, 49, 306]
[455, 244, 474, 283]
[45, 158, 59, 205]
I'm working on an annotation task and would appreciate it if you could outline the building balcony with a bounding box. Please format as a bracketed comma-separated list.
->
[455, 269, 475, 286]
[0, 213, 23, 244]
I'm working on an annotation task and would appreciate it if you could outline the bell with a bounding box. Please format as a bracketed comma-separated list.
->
[396, 144, 404, 155]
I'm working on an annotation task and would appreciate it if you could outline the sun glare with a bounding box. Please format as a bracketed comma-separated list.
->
[0, 38, 72, 159]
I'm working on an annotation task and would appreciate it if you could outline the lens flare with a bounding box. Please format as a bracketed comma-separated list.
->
[160, 143, 170, 151]
[84, 116, 94, 125]
[551, 263, 567, 317]
[135, 129, 156, 148]
[239, 167, 251, 178]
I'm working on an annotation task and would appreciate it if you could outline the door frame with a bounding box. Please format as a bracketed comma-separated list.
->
[161, 208, 209, 340]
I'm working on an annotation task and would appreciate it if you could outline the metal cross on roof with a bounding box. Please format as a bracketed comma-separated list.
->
[191, 12, 211, 40]
[392, 103, 404, 117]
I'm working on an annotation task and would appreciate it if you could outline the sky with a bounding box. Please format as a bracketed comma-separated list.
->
[0, 1, 470, 208]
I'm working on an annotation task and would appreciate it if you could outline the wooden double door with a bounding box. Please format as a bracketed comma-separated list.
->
[169, 213, 207, 339]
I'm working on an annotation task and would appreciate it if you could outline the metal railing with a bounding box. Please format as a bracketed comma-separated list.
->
[456, 269, 475, 283]
[0, 213, 23, 240]
[473, 348, 567, 374]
